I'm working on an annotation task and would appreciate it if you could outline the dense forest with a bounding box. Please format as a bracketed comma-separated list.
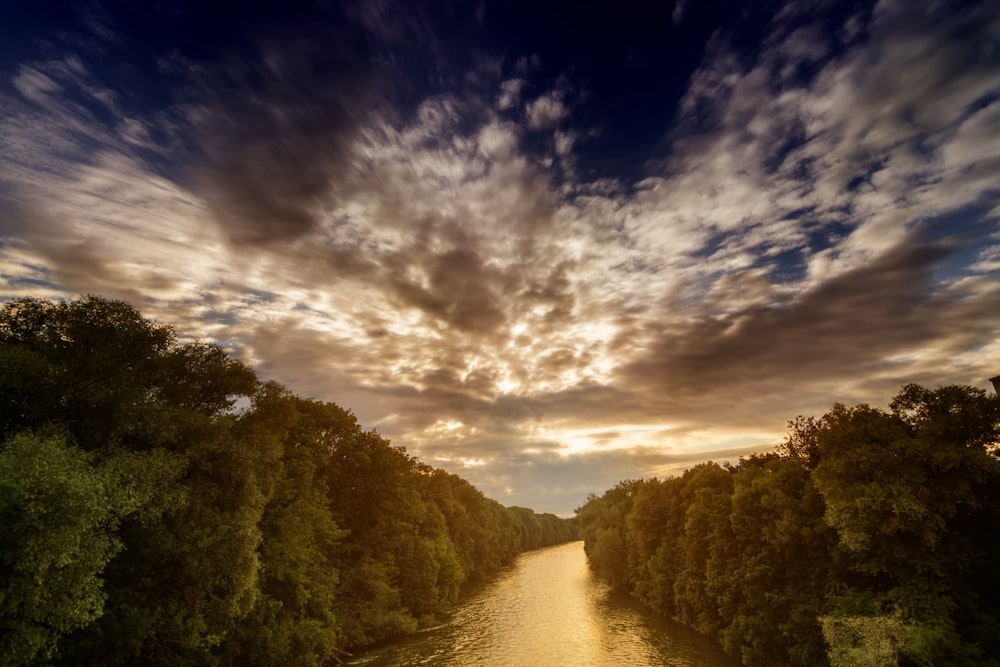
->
[577, 383, 1000, 666]
[0, 296, 574, 667]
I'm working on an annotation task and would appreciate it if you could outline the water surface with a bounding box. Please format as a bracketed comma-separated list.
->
[346, 541, 739, 666]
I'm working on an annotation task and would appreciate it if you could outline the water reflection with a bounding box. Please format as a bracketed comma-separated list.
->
[347, 541, 738, 666]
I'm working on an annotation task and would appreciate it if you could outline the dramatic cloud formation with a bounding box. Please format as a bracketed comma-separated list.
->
[2, 0, 998, 513]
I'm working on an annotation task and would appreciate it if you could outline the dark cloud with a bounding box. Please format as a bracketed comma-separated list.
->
[386, 246, 507, 334]
[187, 23, 380, 246]
[520, 261, 576, 328]
[617, 238, 977, 425]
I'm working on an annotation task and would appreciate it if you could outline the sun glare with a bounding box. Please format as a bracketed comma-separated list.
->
[497, 377, 519, 394]
[457, 457, 487, 467]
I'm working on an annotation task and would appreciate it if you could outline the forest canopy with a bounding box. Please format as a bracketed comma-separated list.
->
[0, 296, 574, 667]
[577, 381, 1000, 666]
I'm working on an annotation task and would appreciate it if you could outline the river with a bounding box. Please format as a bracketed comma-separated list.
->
[345, 541, 740, 666]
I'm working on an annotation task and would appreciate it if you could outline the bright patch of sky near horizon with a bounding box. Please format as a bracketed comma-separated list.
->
[1, 0, 998, 514]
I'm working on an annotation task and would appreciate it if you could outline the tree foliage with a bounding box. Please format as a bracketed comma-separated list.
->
[0, 296, 574, 666]
[578, 383, 1000, 666]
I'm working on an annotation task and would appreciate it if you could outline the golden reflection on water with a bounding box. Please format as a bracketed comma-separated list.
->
[471, 541, 605, 664]
[348, 541, 738, 666]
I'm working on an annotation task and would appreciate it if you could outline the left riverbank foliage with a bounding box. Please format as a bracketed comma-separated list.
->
[0, 296, 574, 667]
[576, 383, 1000, 666]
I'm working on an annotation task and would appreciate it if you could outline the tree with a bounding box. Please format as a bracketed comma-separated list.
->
[673, 462, 733, 635]
[215, 390, 347, 666]
[579, 383, 1000, 666]
[2, 295, 576, 664]
[812, 386, 1000, 665]
[576, 480, 641, 591]
[716, 454, 834, 665]
[780, 415, 823, 469]
[1, 297, 266, 664]
[0, 431, 184, 666]
[628, 477, 687, 616]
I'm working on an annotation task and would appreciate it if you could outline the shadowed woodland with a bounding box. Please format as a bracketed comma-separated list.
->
[4, 295, 999, 667]
[577, 382, 1000, 666]
[0, 296, 574, 666]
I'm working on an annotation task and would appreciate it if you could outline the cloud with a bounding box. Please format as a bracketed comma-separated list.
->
[477, 120, 519, 157]
[616, 237, 996, 422]
[671, 0, 689, 26]
[12, 67, 61, 103]
[497, 78, 525, 110]
[386, 247, 508, 334]
[526, 90, 569, 129]
[1, 0, 998, 515]
[183, 25, 381, 246]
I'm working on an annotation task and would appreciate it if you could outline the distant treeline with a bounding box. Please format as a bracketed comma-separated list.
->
[577, 383, 1000, 666]
[0, 296, 574, 667]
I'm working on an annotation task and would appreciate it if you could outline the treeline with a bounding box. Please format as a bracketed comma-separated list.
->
[0, 296, 574, 667]
[577, 384, 1000, 666]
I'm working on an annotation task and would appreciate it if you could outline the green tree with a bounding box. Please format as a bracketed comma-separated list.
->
[715, 454, 834, 665]
[813, 385, 1000, 665]
[1, 297, 266, 664]
[673, 462, 733, 635]
[1, 296, 578, 664]
[0, 431, 184, 666]
[580, 384, 1000, 666]
[820, 611, 909, 667]
[215, 389, 348, 666]
[626, 478, 681, 616]
[576, 480, 641, 591]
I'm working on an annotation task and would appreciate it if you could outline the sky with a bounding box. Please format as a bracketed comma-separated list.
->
[1, 0, 998, 515]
